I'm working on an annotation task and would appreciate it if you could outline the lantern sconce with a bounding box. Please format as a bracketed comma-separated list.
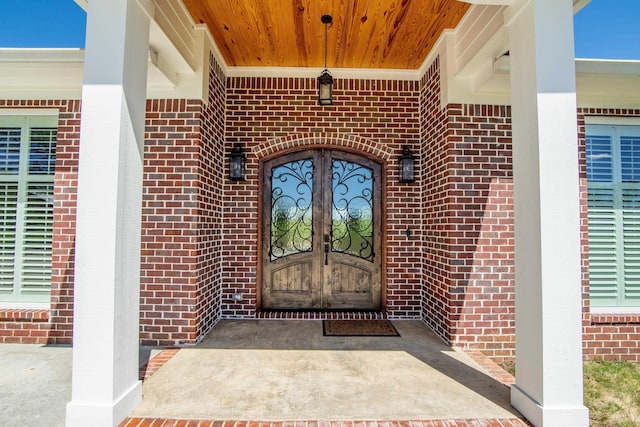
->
[399, 146, 415, 183]
[228, 144, 246, 181]
[318, 14, 334, 105]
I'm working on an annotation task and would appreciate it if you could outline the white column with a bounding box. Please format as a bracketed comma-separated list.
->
[66, 0, 149, 426]
[507, 0, 589, 426]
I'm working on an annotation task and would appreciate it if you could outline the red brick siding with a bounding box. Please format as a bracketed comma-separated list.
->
[224, 77, 422, 318]
[0, 99, 80, 344]
[195, 54, 226, 337]
[578, 107, 640, 361]
[446, 104, 514, 360]
[420, 58, 453, 341]
[140, 54, 227, 346]
[0, 309, 50, 343]
[140, 98, 203, 346]
[419, 60, 515, 360]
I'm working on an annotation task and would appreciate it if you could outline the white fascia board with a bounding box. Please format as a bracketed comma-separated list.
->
[576, 58, 640, 75]
[0, 48, 84, 63]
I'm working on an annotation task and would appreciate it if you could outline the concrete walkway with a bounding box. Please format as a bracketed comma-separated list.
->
[0, 344, 72, 427]
[0, 344, 158, 427]
[130, 320, 523, 422]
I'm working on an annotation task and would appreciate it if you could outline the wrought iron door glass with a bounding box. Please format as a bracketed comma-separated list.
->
[270, 159, 314, 260]
[331, 159, 374, 261]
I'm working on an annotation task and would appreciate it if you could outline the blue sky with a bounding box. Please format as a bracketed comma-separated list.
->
[0, 0, 638, 60]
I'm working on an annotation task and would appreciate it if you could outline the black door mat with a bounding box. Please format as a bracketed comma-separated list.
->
[322, 319, 400, 336]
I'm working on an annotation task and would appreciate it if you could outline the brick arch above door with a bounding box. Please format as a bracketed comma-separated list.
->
[252, 133, 394, 163]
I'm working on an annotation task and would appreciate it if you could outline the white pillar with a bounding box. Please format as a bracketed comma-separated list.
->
[66, 0, 149, 426]
[507, 0, 589, 426]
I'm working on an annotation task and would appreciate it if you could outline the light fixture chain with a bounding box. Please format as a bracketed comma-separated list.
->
[324, 20, 328, 68]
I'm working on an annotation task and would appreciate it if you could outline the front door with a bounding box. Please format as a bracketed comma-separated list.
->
[262, 150, 382, 310]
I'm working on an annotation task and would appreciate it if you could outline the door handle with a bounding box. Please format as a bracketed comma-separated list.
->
[324, 234, 330, 265]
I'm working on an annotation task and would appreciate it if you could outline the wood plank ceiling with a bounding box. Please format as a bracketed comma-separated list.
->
[181, 0, 470, 70]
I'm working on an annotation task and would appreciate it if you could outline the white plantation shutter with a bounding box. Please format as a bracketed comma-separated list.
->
[587, 187, 618, 303]
[21, 183, 54, 294]
[622, 188, 640, 302]
[0, 183, 18, 293]
[586, 125, 640, 308]
[0, 116, 56, 303]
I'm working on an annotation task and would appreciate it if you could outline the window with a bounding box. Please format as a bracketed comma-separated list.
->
[0, 115, 57, 303]
[586, 123, 640, 309]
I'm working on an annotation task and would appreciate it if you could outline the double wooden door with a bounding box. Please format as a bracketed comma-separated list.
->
[262, 150, 382, 310]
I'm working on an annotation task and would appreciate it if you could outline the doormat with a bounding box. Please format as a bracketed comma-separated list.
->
[322, 319, 400, 337]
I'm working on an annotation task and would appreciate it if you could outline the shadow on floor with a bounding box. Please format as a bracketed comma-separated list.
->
[131, 320, 522, 421]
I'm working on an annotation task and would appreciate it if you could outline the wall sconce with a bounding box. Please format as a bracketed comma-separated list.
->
[399, 146, 415, 183]
[228, 144, 246, 181]
[318, 14, 334, 105]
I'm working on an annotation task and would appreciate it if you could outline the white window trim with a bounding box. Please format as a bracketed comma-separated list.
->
[0, 302, 50, 310]
[1, 114, 57, 303]
[0, 109, 59, 118]
[585, 116, 640, 126]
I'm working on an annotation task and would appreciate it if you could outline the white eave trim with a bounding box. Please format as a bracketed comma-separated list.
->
[226, 66, 421, 81]
[494, 57, 640, 75]
[576, 58, 640, 75]
[0, 48, 84, 63]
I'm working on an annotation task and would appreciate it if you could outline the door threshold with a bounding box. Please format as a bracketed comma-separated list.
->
[257, 309, 386, 320]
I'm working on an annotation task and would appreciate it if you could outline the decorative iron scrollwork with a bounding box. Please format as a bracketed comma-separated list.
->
[331, 159, 374, 261]
[270, 159, 314, 261]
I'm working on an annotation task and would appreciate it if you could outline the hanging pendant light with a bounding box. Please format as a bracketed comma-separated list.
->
[318, 14, 334, 105]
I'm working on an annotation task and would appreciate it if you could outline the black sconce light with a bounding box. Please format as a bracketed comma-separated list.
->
[399, 146, 415, 183]
[228, 144, 246, 181]
[318, 14, 334, 105]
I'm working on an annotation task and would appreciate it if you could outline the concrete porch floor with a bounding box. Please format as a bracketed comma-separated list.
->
[128, 320, 526, 424]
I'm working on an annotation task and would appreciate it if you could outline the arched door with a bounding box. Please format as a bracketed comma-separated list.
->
[262, 150, 382, 310]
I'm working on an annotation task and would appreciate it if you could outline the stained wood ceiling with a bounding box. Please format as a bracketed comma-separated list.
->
[181, 0, 470, 70]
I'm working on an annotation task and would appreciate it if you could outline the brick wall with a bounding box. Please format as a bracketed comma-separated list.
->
[224, 77, 423, 318]
[0, 99, 80, 344]
[139, 54, 227, 346]
[578, 107, 640, 361]
[419, 60, 515, 360]
[196, 55, 226, 338]
[140, 98, 203, 346]
[446, 104, 514, 360]
[420, 58, 453, 341]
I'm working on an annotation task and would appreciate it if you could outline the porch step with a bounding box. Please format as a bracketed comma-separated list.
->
[256, 309, 386, 320]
